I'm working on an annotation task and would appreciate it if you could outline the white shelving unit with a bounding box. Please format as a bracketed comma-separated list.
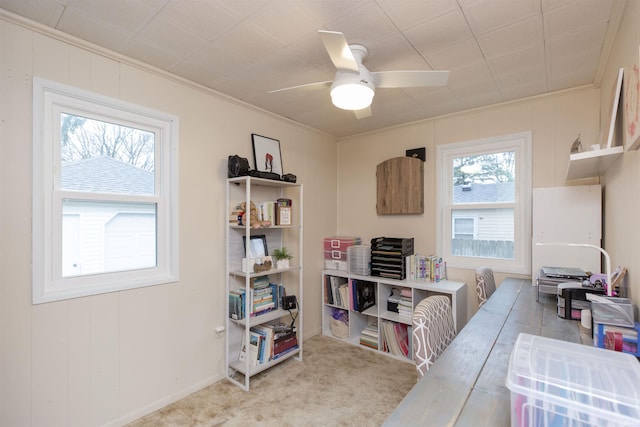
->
[225, 176, 303, 390]
[321, 269, 466, 363]
[566, 146, 623, 180]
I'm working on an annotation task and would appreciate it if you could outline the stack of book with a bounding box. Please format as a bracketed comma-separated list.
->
[240, 323, 299, 365]
[251, 276, 276, 316]
[273, 327, 299, 360]
[397, 289, 413, 319]
[229, 277, 283, 320]
[360, 323, 379, 349]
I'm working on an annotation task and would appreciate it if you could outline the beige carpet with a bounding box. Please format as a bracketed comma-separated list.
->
[127, 334, 417, 427]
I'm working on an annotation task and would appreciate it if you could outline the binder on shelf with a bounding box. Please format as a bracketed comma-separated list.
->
[352, 279, 376, 312]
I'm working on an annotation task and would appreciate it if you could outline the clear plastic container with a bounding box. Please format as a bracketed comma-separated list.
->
[506, 333, 640, 426]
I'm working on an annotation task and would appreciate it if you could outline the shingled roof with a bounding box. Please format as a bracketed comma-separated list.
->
[61, 156, 154, 195]
[453, 182, 514, 204]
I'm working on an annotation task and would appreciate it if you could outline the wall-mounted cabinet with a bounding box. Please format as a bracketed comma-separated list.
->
[376, 157, 424, 214]
[566, 146, 623, 180]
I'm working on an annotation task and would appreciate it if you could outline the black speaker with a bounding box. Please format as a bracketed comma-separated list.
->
[228, 155, 249, 178]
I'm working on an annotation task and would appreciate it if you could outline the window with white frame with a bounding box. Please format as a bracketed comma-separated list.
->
[32, 78, 179, 304]
[452, 216, 477, 240]
[437, 132, 531, 274]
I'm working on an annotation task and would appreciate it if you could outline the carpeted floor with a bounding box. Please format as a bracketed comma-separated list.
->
[127, 334, 417, 427]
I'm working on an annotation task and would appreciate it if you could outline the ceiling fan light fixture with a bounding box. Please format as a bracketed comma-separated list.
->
[330, 81, 374, 110]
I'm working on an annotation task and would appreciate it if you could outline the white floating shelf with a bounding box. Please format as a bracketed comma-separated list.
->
[566, 146, 623, 180]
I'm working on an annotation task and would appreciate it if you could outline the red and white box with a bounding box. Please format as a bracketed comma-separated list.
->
[323, 236, 361, 259]
[323, 236, 361, 271]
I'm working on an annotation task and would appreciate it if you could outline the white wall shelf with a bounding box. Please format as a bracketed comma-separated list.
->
[566, 146, 623, 180]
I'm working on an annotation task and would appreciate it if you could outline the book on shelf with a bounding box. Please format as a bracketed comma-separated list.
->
[360, 323, 379, 349]
[272, 344, 299, 360]
[242, 324, 299, 365]
[398, 295, 413, 319]
[404, 254, 447, 282]
[352, 280, 376, 312]
[251, 324, 275, 363]
[257, 201, 275, 225]
[248, 331, 262, 365]
[230, 280, 283, 320]
[325, 275, 349, 308]
[381, 320, 411, 357]
[273, 332, 298, 356]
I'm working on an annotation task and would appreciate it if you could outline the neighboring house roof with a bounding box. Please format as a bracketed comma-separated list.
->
[61, 156, 154, 195]
[453, 182, 514, 203]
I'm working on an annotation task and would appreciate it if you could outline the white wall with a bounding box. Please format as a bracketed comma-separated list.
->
[3, 2, 640, 426]
[599, 0, 640, 316]
[336, 86, 601, 320]
[0, 16, 337, 427]
[335, 0, 640, 325]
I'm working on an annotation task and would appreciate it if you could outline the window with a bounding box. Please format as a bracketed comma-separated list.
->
[437, 132, 531, 274]
[33, 78, 179, 303]
[452, 217, 477, 240]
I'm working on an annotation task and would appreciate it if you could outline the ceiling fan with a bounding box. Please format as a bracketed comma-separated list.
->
[270, 30, 449, 119]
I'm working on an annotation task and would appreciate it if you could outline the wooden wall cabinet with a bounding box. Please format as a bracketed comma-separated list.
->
[376, 157, 424, 215]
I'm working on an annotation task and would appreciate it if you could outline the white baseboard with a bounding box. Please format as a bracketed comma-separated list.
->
[102, 373, 224, 427]
[103, 331, 322, 427]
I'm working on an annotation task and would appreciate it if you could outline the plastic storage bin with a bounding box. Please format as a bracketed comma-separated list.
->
[593, 321, 640, 357]
[347, 244, 371, 276]
[507, 333, 640, 427]
[591, 296, 634, 327]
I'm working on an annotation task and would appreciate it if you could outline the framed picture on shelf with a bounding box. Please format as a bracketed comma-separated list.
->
[243, 235, 268, 259]
[251, 133, 283, 175]
[603, 67, 624, 149]
[624, 46, 640, 150]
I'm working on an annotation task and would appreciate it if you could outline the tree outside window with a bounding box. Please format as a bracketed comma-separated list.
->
[437, 132, 531, 274]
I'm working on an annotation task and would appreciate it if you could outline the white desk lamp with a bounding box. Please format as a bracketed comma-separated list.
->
[535, 242, 612, 296]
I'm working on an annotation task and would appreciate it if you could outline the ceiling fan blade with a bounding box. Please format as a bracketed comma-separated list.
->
[353, 106, 372, 119]
[372, 70, 449, 88]
[269, 81, 332, 94]
[318, 30, 359, 73]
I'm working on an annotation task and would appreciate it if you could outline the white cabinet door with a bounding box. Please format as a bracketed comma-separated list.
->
[532, 185, 602, 282]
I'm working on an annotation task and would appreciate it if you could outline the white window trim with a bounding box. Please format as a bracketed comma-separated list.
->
[32, 77, 179, 304]
[436, 131, 531, 275]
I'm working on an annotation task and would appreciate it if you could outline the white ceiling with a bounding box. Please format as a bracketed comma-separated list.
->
[0, 0, 625, 137]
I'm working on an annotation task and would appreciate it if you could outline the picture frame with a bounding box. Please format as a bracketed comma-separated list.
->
[603, 67, 624, 149]
[243, 235, 268, 259]
[251, 133, 283, 175]
[624, 46, 640, 150]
